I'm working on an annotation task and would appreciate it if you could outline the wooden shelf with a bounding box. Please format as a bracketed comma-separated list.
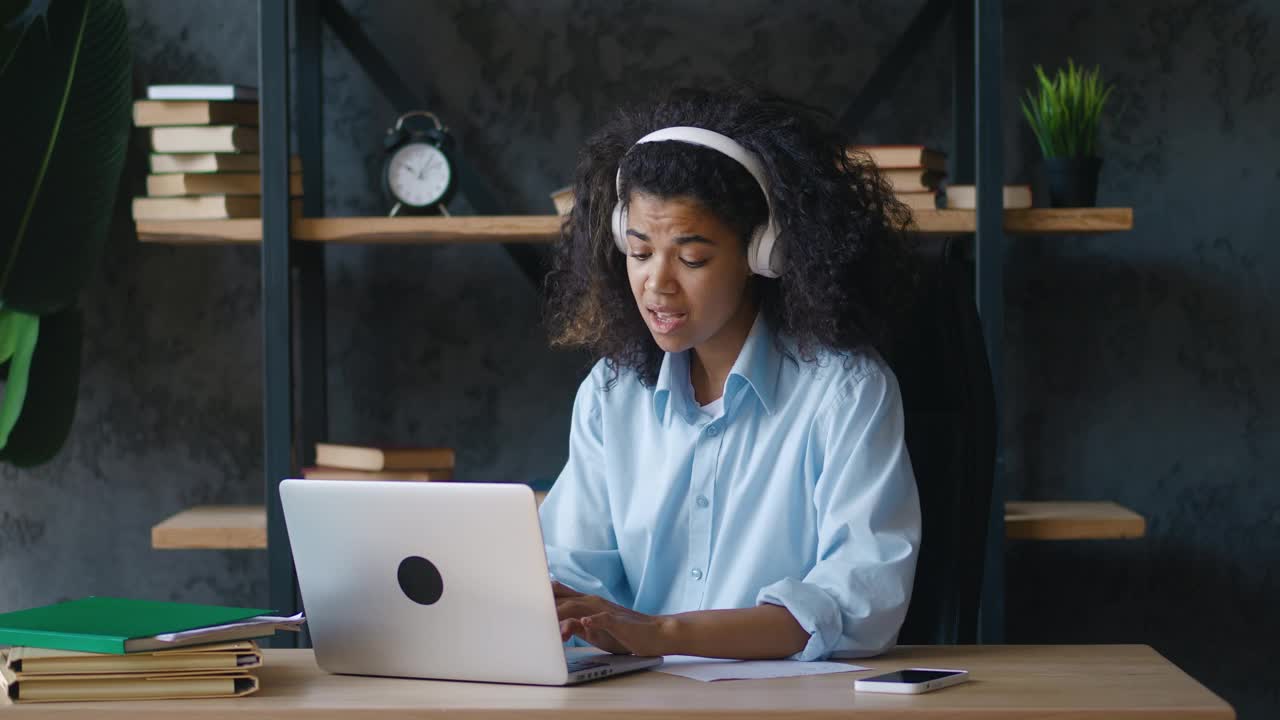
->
[152, 498, 1143, 550]
[136, 218, 265, 244]
[911, 207, 1133, 234]
[1005, 501, 1147, 541]
[135, 208, 1132, 245]
[151, 505, 267, 549]
[136, 216, 563, 245]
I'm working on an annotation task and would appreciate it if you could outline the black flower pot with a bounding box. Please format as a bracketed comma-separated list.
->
[1042, 156, 1102, 207]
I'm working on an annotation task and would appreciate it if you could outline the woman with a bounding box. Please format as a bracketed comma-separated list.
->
[539, 87, 921, 661]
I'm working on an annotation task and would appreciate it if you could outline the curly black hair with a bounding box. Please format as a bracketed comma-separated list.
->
[545, 86, 918, 386]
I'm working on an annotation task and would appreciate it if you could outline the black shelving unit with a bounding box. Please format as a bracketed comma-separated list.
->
[255, 0, 1011, 646]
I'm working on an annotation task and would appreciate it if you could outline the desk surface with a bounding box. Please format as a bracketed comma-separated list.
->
[0, 645, 1232, 719]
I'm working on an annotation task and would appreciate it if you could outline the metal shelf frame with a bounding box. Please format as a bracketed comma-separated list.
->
[256, 0, 1012, 645]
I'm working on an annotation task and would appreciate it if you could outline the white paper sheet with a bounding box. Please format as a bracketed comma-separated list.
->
[654, 655, 869, 682]
[152, 612, 307, 642]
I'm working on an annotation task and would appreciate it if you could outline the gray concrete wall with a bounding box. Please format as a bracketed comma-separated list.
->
[1, 1, 1274, 716]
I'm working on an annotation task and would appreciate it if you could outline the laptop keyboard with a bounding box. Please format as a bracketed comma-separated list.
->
[566, 658, 609, 673]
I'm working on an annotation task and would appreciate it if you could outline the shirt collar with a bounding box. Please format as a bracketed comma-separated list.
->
[652, 312, 781, 424]
[652, 346, 688, 424]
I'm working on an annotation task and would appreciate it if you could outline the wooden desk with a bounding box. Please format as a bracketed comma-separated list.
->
[0, 645, 1231, 718]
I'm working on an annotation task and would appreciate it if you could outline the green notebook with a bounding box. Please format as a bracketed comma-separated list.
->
[0, 597, 276, 655]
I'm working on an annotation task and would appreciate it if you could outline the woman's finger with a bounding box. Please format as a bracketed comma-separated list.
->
[560, 618, 582, 642]
[582, 614, 631, 654]
[556, 600, 581, 620]
[552, 581, 583, 598]
[556, 594, 614, 619]
[556, 598, 604, 620]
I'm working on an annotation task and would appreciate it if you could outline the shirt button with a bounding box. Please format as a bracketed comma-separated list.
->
[690, 568, 703, 580]
[695, 495, 709, 509]
[706, 424, 721, 437]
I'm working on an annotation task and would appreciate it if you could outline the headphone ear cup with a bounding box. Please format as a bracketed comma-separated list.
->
[745, 225, 764, 272]
[748, 223, 782, 278]
[611, 202, 629, 254]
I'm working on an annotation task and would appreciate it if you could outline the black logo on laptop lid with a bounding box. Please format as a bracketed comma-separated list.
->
[398, 555, 444, 605]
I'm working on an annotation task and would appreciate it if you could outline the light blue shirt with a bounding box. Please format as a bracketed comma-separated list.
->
[539, 314, 921, 661]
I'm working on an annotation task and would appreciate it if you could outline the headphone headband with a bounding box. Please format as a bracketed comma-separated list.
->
[612, 126, 782, 277]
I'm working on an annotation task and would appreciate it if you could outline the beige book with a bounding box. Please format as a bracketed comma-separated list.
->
[150, 153, 300, 174]
[151, 125, 259, 153]
[849, 145, 947, 172]
[314, 443, 456, 471]
[146, 173, 302, 197]
[132, 196, 302, 221]
[944, 184, 1033, 209]
[880, 168, 945, 193]
[895, 191, 938, 211]
[5, 641, 261, 676]
[302, 466, 453, 481]
[133, 195, 261, 220]
[133, 100, 258, 127]
[550, 185, 574, 215]
[1, 665, 258, 703]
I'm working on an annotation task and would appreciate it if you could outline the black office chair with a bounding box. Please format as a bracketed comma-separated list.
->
[889, 239, 997, 645]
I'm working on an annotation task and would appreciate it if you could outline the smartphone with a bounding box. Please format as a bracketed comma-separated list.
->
[853, 668, 969, 694]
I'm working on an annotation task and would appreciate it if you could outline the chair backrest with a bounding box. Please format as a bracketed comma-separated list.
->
[888, 240, 996, 645]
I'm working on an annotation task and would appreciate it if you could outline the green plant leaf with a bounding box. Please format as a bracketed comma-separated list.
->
[1, 0, 87, 301]
[0, 308, 21, 363]
[0, 0, 132, 314]
[0, 306, 81, 467]
[1021, 57, 1114, 159]
[0, 311, 38, 450]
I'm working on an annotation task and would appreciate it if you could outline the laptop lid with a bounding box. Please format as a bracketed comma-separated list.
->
[280, 480, 572, 685]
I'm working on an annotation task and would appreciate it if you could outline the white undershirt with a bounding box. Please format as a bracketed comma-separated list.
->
[698, 395, 725, 418]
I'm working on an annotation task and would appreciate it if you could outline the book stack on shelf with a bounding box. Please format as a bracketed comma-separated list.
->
[849, 145, 947, 211]
[0, 597, 304, 704]
[304, 442, 456, 481]
[132, 84, 300, 221]
[943, 183, 1033, 209]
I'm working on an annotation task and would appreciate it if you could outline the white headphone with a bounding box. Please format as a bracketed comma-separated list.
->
[611, 126, 783, 278]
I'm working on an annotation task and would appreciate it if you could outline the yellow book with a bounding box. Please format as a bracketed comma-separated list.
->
[314, 443, 456, 472]
[133, 100, 258, 127]
[302, 466, 453, 481]
[131, 196, 302, 221]
[0, 641, 262, 703]
[895, 191, 938, 211]
[150, 153, 300, 174]
[4, 641, 262, 676]
[880, 168, 945, 193]
[1, 665, 259, 703]
[132, 195, 262, 220]
[146, 172, 302, 197]
[944, 184, 1033, 209]
[151, 125, 259, 153]
[848, 145, 947, 171]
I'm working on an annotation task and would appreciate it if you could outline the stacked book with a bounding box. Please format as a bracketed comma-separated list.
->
[942, 183, 1033, 209]
[304, 442, 456, 481]
[0, 597, 304, 703]
[849, 145, 947, 211]
[132, 84, 300, 221]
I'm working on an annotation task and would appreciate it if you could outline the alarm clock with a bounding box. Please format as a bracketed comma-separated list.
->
[382, 110, 457, 216]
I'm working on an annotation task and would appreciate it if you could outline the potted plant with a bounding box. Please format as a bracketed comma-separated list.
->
[0, 0, 132, 466]
[1020, 59, 1114, 207]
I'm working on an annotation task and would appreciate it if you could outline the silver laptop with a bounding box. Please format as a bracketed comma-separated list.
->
[279, 479, 663, 685]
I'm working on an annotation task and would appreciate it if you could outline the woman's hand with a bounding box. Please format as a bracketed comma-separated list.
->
[554, 582, 677, 656]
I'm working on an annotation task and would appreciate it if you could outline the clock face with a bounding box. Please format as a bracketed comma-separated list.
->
[387, 143, 451, 207]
